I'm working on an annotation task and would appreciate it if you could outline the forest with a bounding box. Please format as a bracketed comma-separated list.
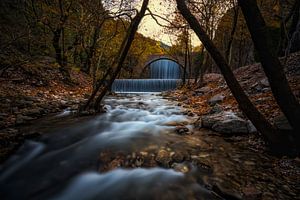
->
[0, 0, 299, 199]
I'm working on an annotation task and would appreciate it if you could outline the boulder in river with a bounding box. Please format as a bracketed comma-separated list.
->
[175, 126, 190, 135]
[155, 149, 171, 167]
[202, 111, 249, 134]
[208, 94, 225, 106]
[209, 104, 223, 114]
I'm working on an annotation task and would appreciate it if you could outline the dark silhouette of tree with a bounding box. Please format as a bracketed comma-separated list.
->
[175, 0, 297, 154]
[238, 0, 300, 146]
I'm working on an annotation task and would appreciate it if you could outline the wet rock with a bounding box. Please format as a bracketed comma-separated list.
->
[108, 158, 124, 170]
[164, 121, 183, 126]
[261, 88, 271, 93]
[260, 78, 270, 87]
[208, 94, 225, 106]
[202, 112, 248, 134]
[135, 155, 144, 167]
[79, 110, 96, 116]
[155, 149, 171, 167]
[246, 120, 257, 133]
[242, 186, 262, 200]
[171, 151, 188, 162]
[171, 163, 190, 173]
[15, 114, 35, 125]
[59, 100, 68, 108]
[273, 114, 292, 130]
[175, 126, 189, 135]
[187, 111, 194, 117]
[193, 118, 202, 129]
[23, 108, 42, 116]
[209, 104, 223, 114]
[212, 118, 248, 134]
[196, 86, 211, 94]
[178, 96, 188, 101]
[254, 84, 263, 92]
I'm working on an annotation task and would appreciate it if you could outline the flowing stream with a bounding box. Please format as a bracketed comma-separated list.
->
[0, 94, 220, 200]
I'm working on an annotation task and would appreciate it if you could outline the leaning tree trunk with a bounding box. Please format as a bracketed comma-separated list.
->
[93, 0, 149, 111]
[80, 67, 112, 111]
[238, 0, 300, 143]
[175, 0, 296, 153]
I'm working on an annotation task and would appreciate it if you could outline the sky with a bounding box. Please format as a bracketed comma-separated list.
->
[138, 0, 200, 46]
[138, 0, 176, 46]
[106, 0, 200, 46]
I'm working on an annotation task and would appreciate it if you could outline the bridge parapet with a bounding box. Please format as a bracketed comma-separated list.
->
[144, 54, 184, 68]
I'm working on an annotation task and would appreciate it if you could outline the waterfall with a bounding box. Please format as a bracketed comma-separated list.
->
[150, 60, 181, 79]
[112, 59, 181, 92]
[111, 79, 181, 93]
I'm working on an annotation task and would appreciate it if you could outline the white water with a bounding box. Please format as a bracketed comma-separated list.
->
[150, 59, 181, 79]
[0, 94, 218, 200]
[111, 59, 182, 93]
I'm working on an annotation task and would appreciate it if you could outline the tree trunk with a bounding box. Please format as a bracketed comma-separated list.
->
[52, 28, 71, 83]
[182, 35, 188, 85]
[80, 67, 112, 111]
[278, 0, 300, 56]
[199, 52, 209, 86]
[93, 0, 149, 111]
[82, 25, 101, 74]
[286, 0, 300, 54]
[238, 0, 300, 143]
[176, 0, 296, 153]
[225, 5, 239, 65]
[194, 46, 204, 84]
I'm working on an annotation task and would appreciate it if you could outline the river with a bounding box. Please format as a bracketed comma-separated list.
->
[0, 93, 221, 200]
[1, 93, 298, 200]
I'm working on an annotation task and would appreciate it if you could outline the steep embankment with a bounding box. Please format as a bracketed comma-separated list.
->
[168, 52, 300, 134]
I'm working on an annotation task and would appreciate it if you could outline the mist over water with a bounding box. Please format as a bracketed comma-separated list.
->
[0, 94, 220, 200]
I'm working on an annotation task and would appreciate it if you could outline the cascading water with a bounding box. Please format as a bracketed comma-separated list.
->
[0, 94, 218, 200]
[111, 79, 181, 93]
[150, 59, 181, 79]
[111, 59, 181, 93]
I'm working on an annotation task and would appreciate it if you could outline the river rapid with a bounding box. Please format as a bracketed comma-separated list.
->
[0, 93, 220, 200]
[1, 93, 299, 200]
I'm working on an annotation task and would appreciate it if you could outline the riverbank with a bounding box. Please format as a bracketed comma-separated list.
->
[0, 57, 92, 162]
[1, 53, 299, 199]
[165, 52, 300, 131]
[1, 93, 299, 200]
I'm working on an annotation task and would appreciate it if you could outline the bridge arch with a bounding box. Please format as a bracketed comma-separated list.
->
[144, 56, 184, 69]
[140, 55, 185, 78]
